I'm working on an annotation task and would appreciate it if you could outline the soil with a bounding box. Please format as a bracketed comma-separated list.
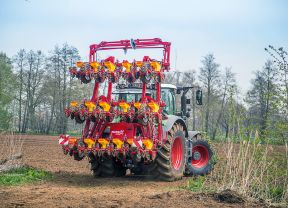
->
[0, 135, 272, 208]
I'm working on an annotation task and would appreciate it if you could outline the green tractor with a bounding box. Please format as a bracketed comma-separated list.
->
[110, 83, 216, 179]
[60, 38, 216, 181]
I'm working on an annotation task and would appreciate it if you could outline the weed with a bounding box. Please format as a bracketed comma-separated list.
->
[0, 166, 52, 185]
[186, 176, 206, 192]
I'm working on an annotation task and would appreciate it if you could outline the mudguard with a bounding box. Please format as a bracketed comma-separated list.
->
[162, 115, 188, 137]
[186, 131, 202, 158]
[188, 131, 202, 139]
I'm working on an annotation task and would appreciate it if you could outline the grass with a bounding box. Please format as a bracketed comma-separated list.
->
[184, 140, 288, 206]
[186, 176, 206, 192]
[0, 166, 52, 186]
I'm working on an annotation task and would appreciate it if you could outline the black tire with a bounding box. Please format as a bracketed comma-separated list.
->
[186, 139, 216, 176]
[73, 151, 85, 161]
[131, 165, 143, 175]
[73, 140, 85, 161]
[91, 158, 126, 178]
[154, 123, 186, 181]
[143, 162, 159, 179]
[132, 161, 159, 179]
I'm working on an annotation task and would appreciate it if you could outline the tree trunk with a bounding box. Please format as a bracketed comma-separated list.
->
[205, 81, 211, 134]
[18, 60, 23, 132]
[46, 90, 56, 134]
[212, 85, 227, 140]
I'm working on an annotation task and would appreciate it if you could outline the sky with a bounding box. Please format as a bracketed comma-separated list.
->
[0, 0, 287, 93]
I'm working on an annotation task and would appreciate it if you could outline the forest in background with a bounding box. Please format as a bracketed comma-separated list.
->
[0, 44, 287, 144]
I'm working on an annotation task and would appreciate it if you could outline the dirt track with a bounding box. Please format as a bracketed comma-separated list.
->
[0, 135, 267, 208]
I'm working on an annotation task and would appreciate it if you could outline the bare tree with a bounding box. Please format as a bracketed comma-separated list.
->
[198, 54, 220, 137]
[45, 44, 80, 134]
[13, 49, 26, 132]
[19, 50, 45, 132]
[212, 67, 236, 140]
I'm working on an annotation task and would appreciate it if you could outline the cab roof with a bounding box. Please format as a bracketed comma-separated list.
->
[112, 83, 177, 94]
[161, 84, 177, 89]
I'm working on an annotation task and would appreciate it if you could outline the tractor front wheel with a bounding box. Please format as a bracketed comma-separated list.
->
[186, 139, 216, 176]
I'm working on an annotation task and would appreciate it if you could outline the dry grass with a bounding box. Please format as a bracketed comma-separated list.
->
[0, 132, 25, 172]
[206, 140, 288, 205]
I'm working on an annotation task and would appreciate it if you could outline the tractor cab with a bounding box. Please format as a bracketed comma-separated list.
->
[112, 88, 145, 103]
[112, 83, 202, 119]
[112, 83, 177, 115]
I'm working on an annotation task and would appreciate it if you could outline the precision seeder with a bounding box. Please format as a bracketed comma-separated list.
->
[59, 38, 215, 181]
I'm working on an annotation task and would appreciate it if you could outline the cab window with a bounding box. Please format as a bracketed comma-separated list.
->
[161, 88, 175, 114]
[113, 93, 141, 102]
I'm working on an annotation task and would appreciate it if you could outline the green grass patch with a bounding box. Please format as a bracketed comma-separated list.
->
[186, 176, 206, 192]
[184, 176, 218, 193]
[0, 167, 52, 186]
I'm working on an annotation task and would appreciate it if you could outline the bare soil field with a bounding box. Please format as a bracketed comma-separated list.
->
[0, 135, 275, 208]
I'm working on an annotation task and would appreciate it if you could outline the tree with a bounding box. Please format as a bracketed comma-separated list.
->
[20, 50, 46, 132]
[265, 46, 288, 143]
[13, 49, 26, 132]
[198, 54, 220, 137]
[0, 52, 15, 130]
[246, 60, 279, 140]
[45, 44, 80, 134]
[212, 67, 236, 140]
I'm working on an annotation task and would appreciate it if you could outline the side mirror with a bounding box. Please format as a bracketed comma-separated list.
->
[186, 99, 191, 104]
[196, 89, 203, 105]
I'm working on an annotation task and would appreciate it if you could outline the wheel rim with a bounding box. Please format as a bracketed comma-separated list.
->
[191, 145, 209, 168]
[171, 137, 183, 170]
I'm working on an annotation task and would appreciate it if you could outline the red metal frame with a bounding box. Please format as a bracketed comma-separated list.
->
[89, 38, 171, 70]
[88, 38, 170, 147]
[62, 38, 171, 160]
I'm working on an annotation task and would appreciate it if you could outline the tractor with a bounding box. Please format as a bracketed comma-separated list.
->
[59, 38, 215, 181]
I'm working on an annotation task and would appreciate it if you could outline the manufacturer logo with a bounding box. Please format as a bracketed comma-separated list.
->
[111, 130, 124, 136]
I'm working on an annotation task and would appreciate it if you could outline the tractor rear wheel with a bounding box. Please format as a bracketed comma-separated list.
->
[132, 161, 159, 179]
[155, 123, 186, 181]
[186, 138, 216, 176]
[91, 158, 126, 178]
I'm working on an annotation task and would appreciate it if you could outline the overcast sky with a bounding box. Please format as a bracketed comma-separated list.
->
[1, 0, 287, 93]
